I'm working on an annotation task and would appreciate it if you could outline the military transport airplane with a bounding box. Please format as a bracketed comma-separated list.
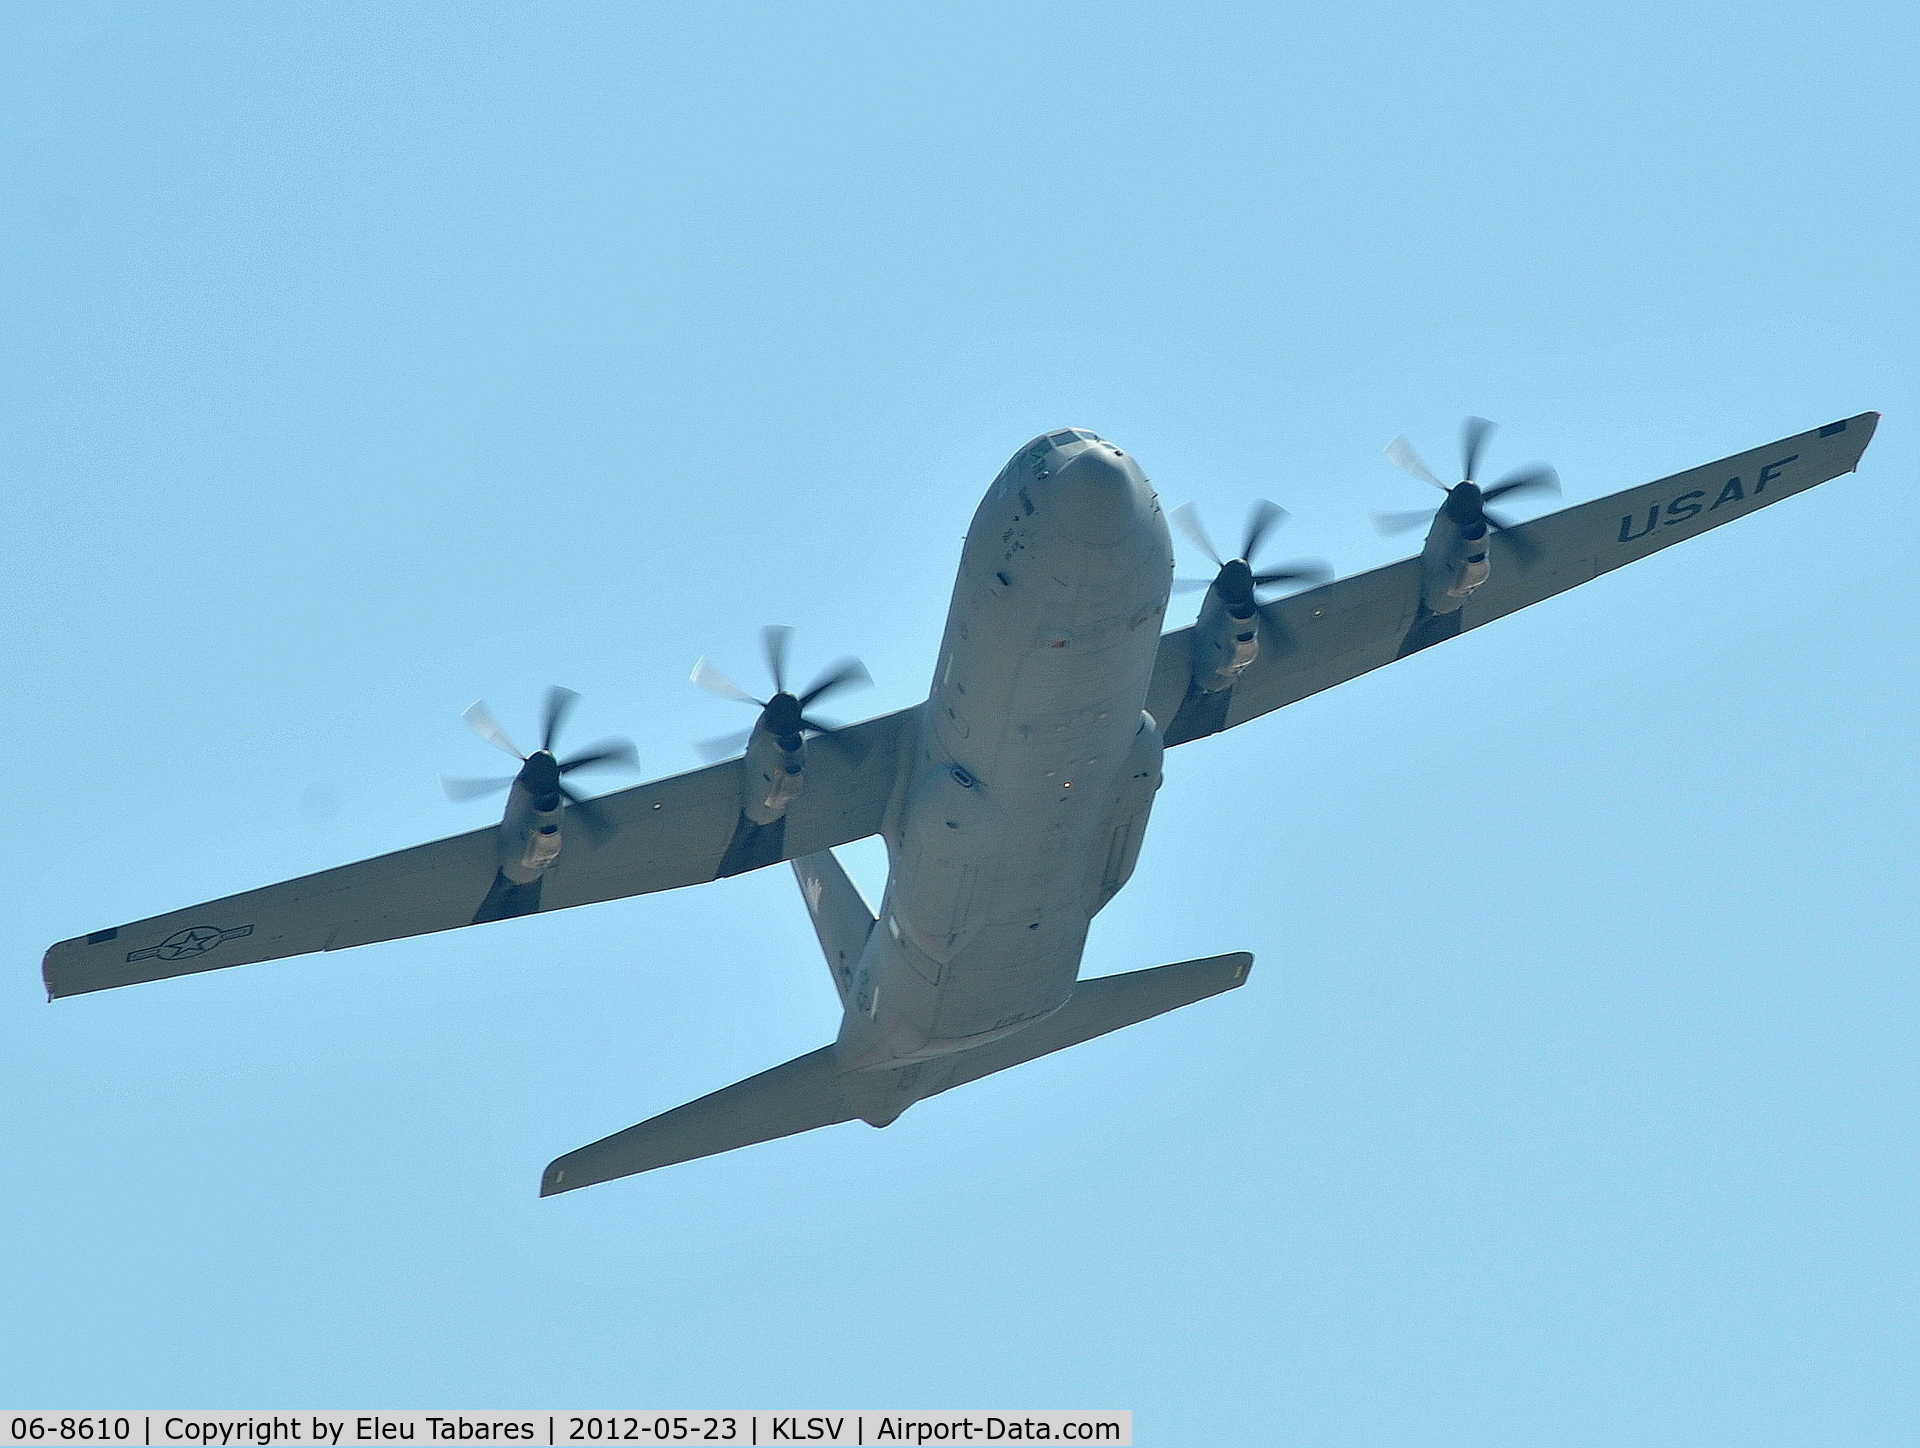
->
[41, 412, 1880, 1193]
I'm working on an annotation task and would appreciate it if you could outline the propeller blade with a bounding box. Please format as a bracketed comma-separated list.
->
[558, 740, 639, 775]
[1486, 511, 1543, 569]
[1172, 578, 1213, 594]
[1240, 500, 1288, 564]
[1385, 436, 1448, 491]
[440, 773, 517, 802]
[695, 727, 755, 763]
[807, 721, 875, 767]
[691, 658, 759, 705]
[1254, 604, 1297, 658]
[761, 624, 794, 696]
[1371, 508, 1436, 536]
[1250, 561, 1332, 590]
[539, 686, 581, 753]
[1461, 416, 1495, 482]
[798, 658, 871, 709]
[1170, 503, 1223, 567]
[1481, 465, 1560, 507]
[462, 701, 525, 760]
[557, 785, 615, 846]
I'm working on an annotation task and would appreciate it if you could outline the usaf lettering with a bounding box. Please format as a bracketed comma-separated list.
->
[1619, 455, 1797, 542]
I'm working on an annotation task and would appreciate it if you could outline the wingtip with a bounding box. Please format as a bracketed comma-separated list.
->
[41, 940, 72, 1002]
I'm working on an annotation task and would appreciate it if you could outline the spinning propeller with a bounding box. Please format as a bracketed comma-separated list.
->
[441, 686, 639, 842]
[1373, 416, 1560, 566]
[1171, 500, 1332, 602]
[691, 625, 871, 763]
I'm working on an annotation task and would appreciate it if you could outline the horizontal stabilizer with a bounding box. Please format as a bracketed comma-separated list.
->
[919, 950, 1252, 1100]
[539, 950, 1252, 1195]
[542, 1046, 853, 1195]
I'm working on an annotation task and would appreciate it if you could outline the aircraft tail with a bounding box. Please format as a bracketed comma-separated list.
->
[914, 950, 1251, 1102]
[540, 950, 1252, 1195]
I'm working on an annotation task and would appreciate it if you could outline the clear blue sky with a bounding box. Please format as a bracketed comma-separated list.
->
[4, 1, 1915, 1441]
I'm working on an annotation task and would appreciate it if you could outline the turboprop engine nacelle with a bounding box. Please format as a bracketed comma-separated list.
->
[1189, 578, 1264, 694]
[498, 755, 569, 884]
[1171, 504, 1329, 695]
[1422, 498, 1492, 613]
[444, 689, 637, 886]
[691, 627, 873, 827]
[1380, 420, 1560, 614]
[742, 718, 807, 826]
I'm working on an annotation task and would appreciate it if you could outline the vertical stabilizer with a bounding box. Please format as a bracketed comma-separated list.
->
[791, 848, 877, 1005]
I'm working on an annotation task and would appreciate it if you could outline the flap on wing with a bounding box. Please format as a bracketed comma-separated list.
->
[1151, 413, 1879, 744]
[44, 705, 920, 998]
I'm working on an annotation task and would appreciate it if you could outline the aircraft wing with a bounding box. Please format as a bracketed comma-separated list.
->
[43, 706, 920, 999]
[1147, 412, 1880, 745]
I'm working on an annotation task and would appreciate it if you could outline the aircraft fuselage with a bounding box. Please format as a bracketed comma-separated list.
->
[832, 431, 1173, 1096]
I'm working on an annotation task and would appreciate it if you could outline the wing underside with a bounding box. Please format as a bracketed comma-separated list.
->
[44, 414, 1880, 998]
[1148, 413, 1879, 743]
[43, 706, 919, 998]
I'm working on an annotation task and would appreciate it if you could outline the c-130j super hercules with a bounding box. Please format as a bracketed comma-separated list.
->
[43, 413, 1880, 1193]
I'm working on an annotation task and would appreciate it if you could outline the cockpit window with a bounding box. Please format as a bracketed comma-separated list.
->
[1048, 431, 1079, 447]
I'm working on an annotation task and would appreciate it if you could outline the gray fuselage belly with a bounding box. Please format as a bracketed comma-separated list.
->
[835, 433, 1172, 1071]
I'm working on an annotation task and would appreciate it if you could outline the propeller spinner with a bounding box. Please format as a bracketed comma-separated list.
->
[441, 686, 639, 843]
[1170, 501, 1331, 695]
[691, 626, 871, 763]
[1374, 416, 1560, 567]
[1171, 500, 1331, 605]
